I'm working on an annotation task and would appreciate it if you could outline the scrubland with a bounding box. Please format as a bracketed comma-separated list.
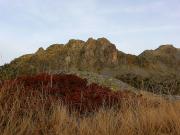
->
[0, 74, 180, 135]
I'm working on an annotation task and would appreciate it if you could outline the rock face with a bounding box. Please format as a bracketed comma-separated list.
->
[0, 38, 180, 94]
[8, 37, 119, 73]
[139, 44, 180, 69]
[82, 38, 119, 71]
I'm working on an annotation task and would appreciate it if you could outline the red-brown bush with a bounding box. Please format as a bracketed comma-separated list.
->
[0, 73, 141, 113]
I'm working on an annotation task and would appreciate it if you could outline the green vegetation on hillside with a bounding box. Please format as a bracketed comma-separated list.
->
[0, 38, 180, 94]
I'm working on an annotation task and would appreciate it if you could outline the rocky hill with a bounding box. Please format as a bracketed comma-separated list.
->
[0, 38, 180, 94]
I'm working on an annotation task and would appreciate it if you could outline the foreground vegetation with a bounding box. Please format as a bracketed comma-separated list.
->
[0, 74, 180, 135]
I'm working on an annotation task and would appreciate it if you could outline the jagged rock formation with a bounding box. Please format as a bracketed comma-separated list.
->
[0, 38, 180, 94]
[139, 44, 180, 71]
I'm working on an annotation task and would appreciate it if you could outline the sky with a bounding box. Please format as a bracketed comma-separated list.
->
[0, 0, 180, 65]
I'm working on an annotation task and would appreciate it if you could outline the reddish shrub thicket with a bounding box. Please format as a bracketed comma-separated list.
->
[1, 73, 141, 113]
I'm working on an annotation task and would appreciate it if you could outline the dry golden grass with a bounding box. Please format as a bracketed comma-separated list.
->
[0, 85, 180, 135]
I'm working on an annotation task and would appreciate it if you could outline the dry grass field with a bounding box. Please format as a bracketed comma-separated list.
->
[0, 74, 180, 135]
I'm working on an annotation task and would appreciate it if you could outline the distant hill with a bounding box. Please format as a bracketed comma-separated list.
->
[0, 38, 180, 94]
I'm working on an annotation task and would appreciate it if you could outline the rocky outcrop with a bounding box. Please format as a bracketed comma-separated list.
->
[0, 38, 180, 94]
[139, 44, 180, 72]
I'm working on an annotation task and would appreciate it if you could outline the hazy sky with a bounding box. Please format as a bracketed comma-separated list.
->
[0, 0, 180, 65]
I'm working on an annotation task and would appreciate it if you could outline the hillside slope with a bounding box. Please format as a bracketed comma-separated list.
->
[0, 38, 180, 94]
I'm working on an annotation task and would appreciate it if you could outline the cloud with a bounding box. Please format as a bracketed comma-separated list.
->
[0, 0, 180, 65]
